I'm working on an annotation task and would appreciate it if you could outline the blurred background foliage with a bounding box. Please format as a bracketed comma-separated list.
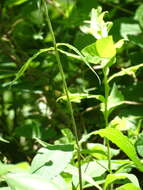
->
[0, 0, 143, 164]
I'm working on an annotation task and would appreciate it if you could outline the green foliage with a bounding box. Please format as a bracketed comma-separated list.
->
[116, 183, 141, 190]
[92, 128, 143, 171]
[1, 0, 143, 189]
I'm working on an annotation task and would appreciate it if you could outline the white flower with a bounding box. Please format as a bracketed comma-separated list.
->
[80, 7, 113, 39]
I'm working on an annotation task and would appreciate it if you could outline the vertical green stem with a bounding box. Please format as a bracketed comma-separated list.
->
[42, 1, 82, 190]
[103, 67, 112, 175]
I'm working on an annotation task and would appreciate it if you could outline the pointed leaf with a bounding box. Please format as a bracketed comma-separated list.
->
[108, 63, 143, 82]
[92, 128, 143, 171]
[104, 173, 140, 190]
[103, 83, 124, 115]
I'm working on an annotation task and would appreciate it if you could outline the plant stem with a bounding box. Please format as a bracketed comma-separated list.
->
[103, 67, 112, 190]
[42, 1, 82, 190]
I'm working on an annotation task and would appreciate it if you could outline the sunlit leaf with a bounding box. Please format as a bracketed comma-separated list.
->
[96, 36, 116, 58]
[57, 92, 104, 103]
[104, 173, 140, 190]
[31, 144, 73, 179]
[109, 116, 137, 131]
[0, 137, 9, 143]
[5, 0, 29, 7]
[101, 83, 124, 115]
[86, 143, 120, 159]
[92, 128, 143, 171]
[116, 183, 141, 190]
[65, 164, 103, 190]
[6, 173, 59, 190]
[108, 63, 143, 82]
[134, 4, 143, 28]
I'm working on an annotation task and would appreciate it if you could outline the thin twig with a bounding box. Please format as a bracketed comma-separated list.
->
[42, 1, 82, 190]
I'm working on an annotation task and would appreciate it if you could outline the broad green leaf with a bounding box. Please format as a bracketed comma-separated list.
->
[81, 36, 116, 65]
[86, 143, 120, 159]
[31, 144, 73, 179]
[104, 173, 140, 190]
[92, 128, 143, 171]
[116, 183, 141, 190]
[6, 173, 59, 190]
[96, 36, 116, 58]
[108, 63, 143, 82]
[81, 42, 103, 64]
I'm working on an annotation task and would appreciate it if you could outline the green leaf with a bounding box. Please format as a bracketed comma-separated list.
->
[65, 164, 103, 190]
[101, 83, 124, 115]
[6, 173, 59, 190]
[0, 136, 9, 143]
[12, 48, 54, 85]
[86, 143, 120, 159]
[128, 35, 143, 48]
[5, 0, 29, 7]
[116, 183, 141, 190]
[12, 43, 101, 85]
[0, 188, 11, 190]
[135, 132, 143, 157]
[104, 173, 140, 190]
[82, 42, 103, 64]
[92, 128, 143, 171]
[15, 122, 41, 139]
[57, 43, 101, 84]
[0, 162, 15, 176]
[81, 36, 116, 66]
[109, 116, 137, 131]
[108, 63, 143, 82]
[120, 22, 142, 40]
[57, 92, 104, 103]
[135, 4, 143, 28]
[31, 144, 73, 179]
[108, 83, 124, 112]
[0, 162, 29, 176]
[96, 36, 116, 58]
